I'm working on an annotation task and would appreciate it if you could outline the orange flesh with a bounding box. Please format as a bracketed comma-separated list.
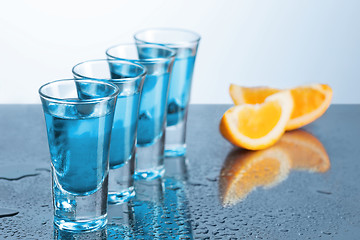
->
[291, 88, 326, 119]
[243, 88, 280, 104]
[231, 85, 332, 127]
[237, 102, 282, 138]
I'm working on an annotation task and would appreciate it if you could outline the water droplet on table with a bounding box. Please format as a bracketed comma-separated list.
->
[0, 208, 19, 218]
[316, 190, 332, 195]
[0, 164, 48, 180]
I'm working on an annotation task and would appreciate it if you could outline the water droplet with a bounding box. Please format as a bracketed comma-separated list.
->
[0, 208, 19, 218]
[0, 164, 47, 180]
[316, 190, 332, 195]
[206, 176, 218, 182]
[188, 182, 208, 187]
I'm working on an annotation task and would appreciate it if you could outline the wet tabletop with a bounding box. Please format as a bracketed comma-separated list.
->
[0, 104, 359, 239]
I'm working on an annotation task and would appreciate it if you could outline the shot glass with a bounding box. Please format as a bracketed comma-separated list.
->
[72, 59, 146, 204]
[106, 43, 175, 180]
[134, 28, 201, 157]
[39, 79, 119, 231]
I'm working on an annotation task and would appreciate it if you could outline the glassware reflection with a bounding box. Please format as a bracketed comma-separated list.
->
[219, 129, 330, 207]
[54, 226, 107, 240]
[106, 157, 193, 239]
[107, 201, 135, 239]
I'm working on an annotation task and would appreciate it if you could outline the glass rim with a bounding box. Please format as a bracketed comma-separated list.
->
[134, 28, 201, 47]
[105, 43, 176, 63]
[38, 79, 120, 104]
[72, 59, 147, 83]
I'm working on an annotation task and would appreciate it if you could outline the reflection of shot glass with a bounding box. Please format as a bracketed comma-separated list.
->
[132, 158, 192, 238]
[54, 226, 108, 239]
[134, 28, 201, 157]
[107, 200, 135, 239]
[106, 44, 175, 180]
[72, 60, 146, 204]
[132, 178, 165, 238]
[39, 79, 119, 231]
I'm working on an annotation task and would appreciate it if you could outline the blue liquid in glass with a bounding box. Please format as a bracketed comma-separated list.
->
[137, 73, 169, 146]
[167, 53, 196, 127]
[45, 110, 113, 196]
[109, 93, 139, 169]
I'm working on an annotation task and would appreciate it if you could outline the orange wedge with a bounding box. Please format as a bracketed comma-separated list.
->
[229, 83, 333, 130]
[277, 130, 330, 172]
[219, 147, 291, 207]
[220, 91, 294, 150]
[229, 85, 280, 105]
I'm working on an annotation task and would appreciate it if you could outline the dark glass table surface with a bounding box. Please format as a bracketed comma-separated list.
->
[0, 104, 359, 239]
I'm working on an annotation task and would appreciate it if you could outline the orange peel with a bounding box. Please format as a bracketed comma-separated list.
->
[229, 83, 333, 130]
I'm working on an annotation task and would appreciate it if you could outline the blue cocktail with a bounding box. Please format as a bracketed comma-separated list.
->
[137, 73, 170, 145]
[72, 59, 146, 204]
[106, 43, 175, 180]
[45, 113, 113, 195]
[109, 94, 139, 168]
[134, 28, 201, 157]
[40, 79, 119, 231]
[167, 52, 196, 127]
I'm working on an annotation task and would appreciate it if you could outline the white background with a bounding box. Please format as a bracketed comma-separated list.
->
[0, 0, 359, 104]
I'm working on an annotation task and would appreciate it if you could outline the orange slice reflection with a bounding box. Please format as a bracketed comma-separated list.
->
[277, 130, 330, 172]
[219, 129, 330, 207]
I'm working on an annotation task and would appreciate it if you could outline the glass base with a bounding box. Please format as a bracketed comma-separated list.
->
[52, 169, 108, 233]
[108, 187, 135, 204]
[54, 216, 107, 232]
[134, 166, 165, 180]
[165, 119, 187, 157]
[135, 132, 165, 180]
[108, 156, 135, 205]
[164, 144, 186, 157]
